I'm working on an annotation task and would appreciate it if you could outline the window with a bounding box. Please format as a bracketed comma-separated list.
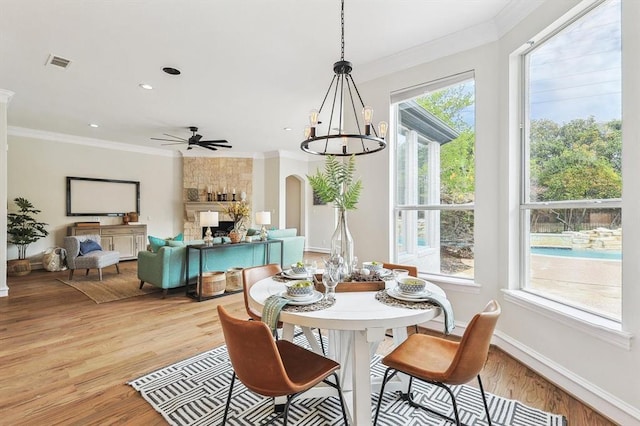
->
[392, 72, 475, 279]
[521, 0, 621, 320]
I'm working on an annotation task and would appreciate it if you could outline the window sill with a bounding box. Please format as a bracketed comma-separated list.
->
[420, 273, 481, 294]
[503, 289, 632, 350]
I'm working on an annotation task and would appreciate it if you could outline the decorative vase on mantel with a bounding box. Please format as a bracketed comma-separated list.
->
[330, 208, 354, 274]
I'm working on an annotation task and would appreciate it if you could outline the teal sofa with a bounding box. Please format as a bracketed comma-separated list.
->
[137, 229, 305, 295]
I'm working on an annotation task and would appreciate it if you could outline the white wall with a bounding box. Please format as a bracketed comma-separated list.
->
[349, 0, 640, 422]
[7, 131, 183, 261]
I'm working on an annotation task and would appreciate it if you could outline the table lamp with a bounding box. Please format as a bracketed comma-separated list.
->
[255, 211, 271, 241]
[200, 210, 219, 246]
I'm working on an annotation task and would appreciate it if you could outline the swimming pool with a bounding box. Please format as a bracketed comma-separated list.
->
[531, 247, 621, 260]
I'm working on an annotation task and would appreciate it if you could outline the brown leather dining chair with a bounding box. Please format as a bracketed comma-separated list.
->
[242, 263, 325, 353]
[382, 262, 418, 277]
[374, 300, 501, 426]
[217, 306, 349, 425]
[242, 263, 283, 322]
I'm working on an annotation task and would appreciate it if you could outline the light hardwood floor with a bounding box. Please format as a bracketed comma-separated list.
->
[0, 260, 616, 425]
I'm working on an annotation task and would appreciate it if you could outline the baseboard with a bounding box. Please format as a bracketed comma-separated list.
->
[418, 319, 640, 425]
[494, 331, 640, 425]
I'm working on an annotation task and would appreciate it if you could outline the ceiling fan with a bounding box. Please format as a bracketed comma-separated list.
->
[151, 126, 232, 151]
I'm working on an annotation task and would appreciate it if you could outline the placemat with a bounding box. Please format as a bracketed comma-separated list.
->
[281, 297, 335, 312]
[375, 289, 439, 310]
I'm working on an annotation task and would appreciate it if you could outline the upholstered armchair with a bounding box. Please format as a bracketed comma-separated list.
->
[63, 235, 120, 281]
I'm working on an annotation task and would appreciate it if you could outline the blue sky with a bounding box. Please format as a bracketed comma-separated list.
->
[528, 0, 621, 124]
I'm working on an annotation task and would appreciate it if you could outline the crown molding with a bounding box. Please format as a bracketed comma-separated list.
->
[0, 89, 15, 103]
[357, 0, 545, 83]
[8, 126, 179, 157]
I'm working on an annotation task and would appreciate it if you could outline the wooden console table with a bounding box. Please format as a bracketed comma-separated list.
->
[185, 239, 284, 301]
[67, 224, 147, 261]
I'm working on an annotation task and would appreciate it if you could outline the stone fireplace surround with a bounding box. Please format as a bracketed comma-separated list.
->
[182, 157, 253, 241]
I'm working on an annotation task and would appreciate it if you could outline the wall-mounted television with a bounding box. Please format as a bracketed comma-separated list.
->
[66, 176, 140, 217]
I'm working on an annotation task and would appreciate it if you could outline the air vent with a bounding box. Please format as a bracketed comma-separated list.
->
[45, 54, 72, 69]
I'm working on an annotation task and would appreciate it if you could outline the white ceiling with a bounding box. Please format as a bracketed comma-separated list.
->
[0, 0, 540, 156]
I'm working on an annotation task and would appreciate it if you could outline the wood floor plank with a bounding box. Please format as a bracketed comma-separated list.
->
[0, 260, 616, 425]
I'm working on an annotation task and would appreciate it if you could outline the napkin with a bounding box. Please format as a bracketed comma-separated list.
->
[262, 295, 289, 336]
[423, 292, 456, 335]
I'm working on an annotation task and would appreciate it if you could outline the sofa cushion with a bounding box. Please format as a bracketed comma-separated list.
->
[149, 233, 184, 252]
[79, 239, 102, 255]
[267, 228, 297, 239]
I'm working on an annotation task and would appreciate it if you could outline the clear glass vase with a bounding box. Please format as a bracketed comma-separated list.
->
[330, 208, 354, 275]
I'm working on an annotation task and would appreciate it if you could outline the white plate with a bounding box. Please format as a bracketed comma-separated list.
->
[280, 290, 315, 301]
[282, 269, 310, 279]
[278, 290, 324, 305]
[388, 287, 433, 302]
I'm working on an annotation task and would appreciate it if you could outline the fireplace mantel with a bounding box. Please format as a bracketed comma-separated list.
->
[184, 202, 228, 221]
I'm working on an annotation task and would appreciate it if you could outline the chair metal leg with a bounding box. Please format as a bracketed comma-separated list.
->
[403, 377, 461, 425]
[85, 269, 90, 276]
[374, 367, 398, 425]
[222, 371, 236, 425]
[329, 372, 349, 425]
[98, 268, 103, 281]
[139, 280, 145, 289]
[115, 263, 120, 274]
[477, 375, 492, 425]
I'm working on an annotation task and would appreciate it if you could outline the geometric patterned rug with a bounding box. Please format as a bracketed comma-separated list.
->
[128, 339, 566, 426]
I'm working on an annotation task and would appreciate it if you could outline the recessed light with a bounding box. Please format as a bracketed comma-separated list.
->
[162, 67, 181, 75]
[139, 83, 153, 90]
[283, 127, 292, 131]
[89, 123, 99, 128]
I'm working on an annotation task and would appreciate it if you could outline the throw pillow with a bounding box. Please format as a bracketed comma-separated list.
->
[167, 240, 184, 247]
[172, 233, 184, 241]
[79, 239, 102, 255]
[148, 235, 168, 253]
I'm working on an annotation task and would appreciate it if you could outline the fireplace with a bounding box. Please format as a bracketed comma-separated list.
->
[202, 220, 235, 238]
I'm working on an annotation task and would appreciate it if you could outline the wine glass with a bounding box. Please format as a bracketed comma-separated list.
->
[304, 259, 317, 281]
[323, 268, 339, 302]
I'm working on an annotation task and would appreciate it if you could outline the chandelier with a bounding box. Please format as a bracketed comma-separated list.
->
[300, 0, 388, 156]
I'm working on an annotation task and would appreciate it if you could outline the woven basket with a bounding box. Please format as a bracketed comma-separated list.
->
[225, 267, 244, 292]
[198, 271, 226, 296]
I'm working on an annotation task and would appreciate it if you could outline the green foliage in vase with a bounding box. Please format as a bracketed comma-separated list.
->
[7, 197, 49, 259]
[307, 155, 362, 210]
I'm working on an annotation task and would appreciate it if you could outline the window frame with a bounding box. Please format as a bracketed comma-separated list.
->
[391, 70, 476, 281]
[518, 0, 622, 321]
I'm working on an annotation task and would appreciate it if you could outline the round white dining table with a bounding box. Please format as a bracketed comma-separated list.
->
[249, 276, 443, 426]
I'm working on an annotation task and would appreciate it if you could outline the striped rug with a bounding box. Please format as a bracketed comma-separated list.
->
[128, 342, 566, 426]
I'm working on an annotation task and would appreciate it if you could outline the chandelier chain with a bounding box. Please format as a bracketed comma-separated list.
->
[340, 0, 345, 61]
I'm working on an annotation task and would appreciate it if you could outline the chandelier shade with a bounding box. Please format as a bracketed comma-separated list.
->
[300, 0, 387, 156]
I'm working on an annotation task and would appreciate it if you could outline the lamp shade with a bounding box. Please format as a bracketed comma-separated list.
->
[199, 210, 219, 227]
[255, 211, 271, 225]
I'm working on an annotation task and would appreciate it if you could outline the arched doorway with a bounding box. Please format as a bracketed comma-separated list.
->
[285, 175, 304, 234]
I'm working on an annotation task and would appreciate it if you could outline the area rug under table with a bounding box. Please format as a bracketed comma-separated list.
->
[128, 339, 566, 426]
[57, 268, 160, 303]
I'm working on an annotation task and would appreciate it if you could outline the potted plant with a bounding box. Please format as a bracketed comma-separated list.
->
[7, 197, 49, 276]
[307, 155, 361, 272]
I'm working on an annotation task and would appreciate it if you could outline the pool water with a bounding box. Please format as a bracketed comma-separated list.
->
[531, 247, 621, 260]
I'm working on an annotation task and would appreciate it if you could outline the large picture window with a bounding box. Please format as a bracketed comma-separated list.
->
[392, 72, 475, 279]
[520, 0, 621, 320]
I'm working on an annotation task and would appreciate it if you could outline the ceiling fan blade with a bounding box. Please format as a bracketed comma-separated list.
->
[151, 137, 181, 142]
[200, 145, 218, 151]
[163, 133, 188, 141]
[201, 143, 232, 148]
[199, 139, 229, 143]
[161, 142, 187, 146]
